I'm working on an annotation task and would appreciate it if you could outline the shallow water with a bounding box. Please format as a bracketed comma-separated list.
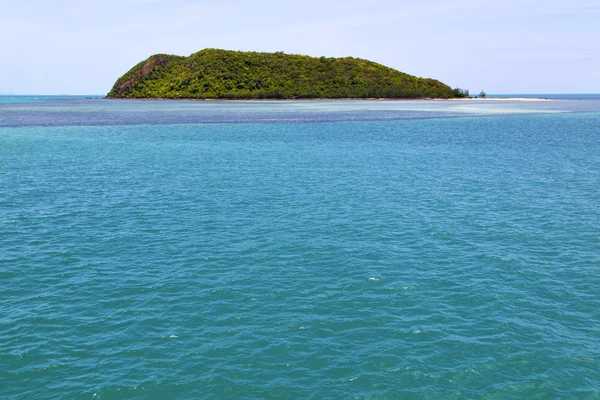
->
[1, 97, 599, 399]
[1, 97, 598, 128]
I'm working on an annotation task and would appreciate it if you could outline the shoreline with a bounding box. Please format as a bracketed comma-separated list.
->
[104, 97, 552, 102]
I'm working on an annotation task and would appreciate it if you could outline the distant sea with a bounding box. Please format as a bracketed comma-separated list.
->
[1, 96, 599, 399]
[489, 93, 600, 99]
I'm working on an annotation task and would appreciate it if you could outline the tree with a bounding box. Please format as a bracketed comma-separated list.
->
[453, 88, 470, 98]
[108, 49, 465, 99]
[479, 90, 486, 98]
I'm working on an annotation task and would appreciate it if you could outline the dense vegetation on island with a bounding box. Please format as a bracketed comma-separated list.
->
[108, 49, 466, 99]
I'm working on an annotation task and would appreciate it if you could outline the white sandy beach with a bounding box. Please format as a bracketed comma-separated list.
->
[449, 97, 552, 102]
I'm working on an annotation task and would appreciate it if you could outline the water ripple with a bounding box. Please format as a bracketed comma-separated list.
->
[1, 110, 600, 398]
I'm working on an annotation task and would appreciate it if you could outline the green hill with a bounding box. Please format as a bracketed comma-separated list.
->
[107, 49, 464, 99]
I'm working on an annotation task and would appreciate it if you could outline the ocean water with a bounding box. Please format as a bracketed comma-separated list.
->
[489, 94, 600, 100]
[1, 97, 599, 399]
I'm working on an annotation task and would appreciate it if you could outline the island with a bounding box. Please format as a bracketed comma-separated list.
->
[107, 49, 466, 100]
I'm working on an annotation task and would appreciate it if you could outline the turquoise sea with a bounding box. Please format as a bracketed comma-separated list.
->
[1, 97, 599, 399]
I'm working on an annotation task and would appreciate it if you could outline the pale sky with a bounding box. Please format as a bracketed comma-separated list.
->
[0, 0, 598, 94]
